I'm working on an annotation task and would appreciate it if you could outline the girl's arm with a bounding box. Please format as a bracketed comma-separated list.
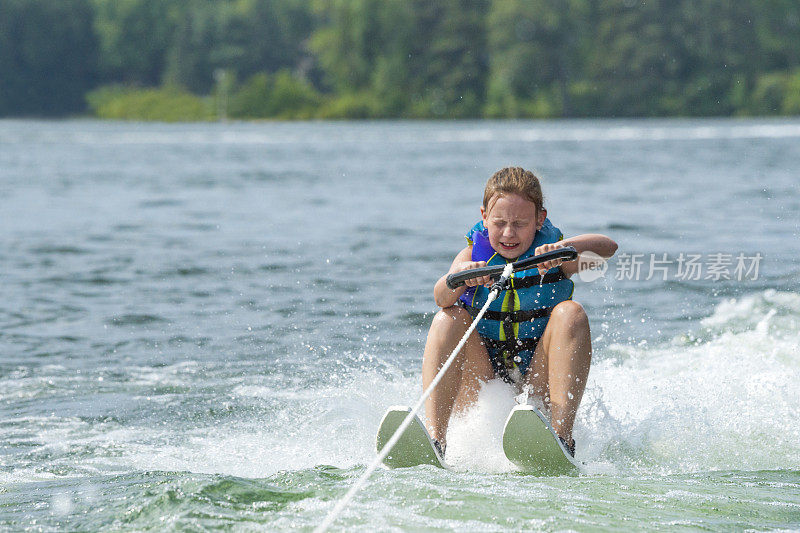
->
[433, 246, 493, 308]
[535, 234, 618, 277]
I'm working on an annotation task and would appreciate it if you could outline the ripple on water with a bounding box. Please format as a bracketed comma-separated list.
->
[3, 119, 800, 531]
[163, 266, 211, 277]
[106, 314, 169, 326]
[138, 198, 184, 208]
[29, 245, 90, 255]
[397, 311, 432, 328]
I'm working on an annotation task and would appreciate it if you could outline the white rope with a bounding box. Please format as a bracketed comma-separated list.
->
[315, 264, 513, 533]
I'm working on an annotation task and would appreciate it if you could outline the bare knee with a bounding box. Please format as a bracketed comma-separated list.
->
[430, 305, 472, 332]
[550, 300, 589, 329]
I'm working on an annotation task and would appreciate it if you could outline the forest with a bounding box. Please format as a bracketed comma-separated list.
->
[2, 0, 800, 120]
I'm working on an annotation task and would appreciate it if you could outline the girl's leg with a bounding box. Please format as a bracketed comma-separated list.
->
[422, 305, 493, 447]
[524, 300, 592, 443]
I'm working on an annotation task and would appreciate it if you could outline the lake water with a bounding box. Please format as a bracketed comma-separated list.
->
[2, 119, 799, 530]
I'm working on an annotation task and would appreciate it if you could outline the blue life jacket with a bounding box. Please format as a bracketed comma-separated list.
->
[458, 219, 574, 375]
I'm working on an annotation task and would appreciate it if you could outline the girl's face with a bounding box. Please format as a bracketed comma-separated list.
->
[481, 193, 546, 260]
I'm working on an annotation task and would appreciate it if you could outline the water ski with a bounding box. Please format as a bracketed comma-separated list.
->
[375, 406, 447, 469]
[502, 404, 580, 475]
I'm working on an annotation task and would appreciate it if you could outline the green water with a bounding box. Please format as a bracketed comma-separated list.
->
[4, 469, 798, 530]
[2, 119, 799, 531]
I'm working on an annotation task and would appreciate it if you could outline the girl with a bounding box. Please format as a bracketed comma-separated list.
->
[422, 167, 617, 457]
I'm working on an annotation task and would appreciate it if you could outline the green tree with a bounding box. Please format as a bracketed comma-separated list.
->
[7, 0, 800, 119]
[0, 0, 98, 116]
[586, 0, 688, 116]
[676, 0, 761, 116]
[407, 0, 489, 118]
[87, 86, 214, 122]
[86, 85, 213, 121]
[486, 0, 588, 117]
[310, 0, 488, 117]
[752, 0, 800, 72]
[162, 0, 221, 93]
[228, 70, 320, 118]
[91, 0, 177, 86]
[222, 0, 314, 80]
[310, 0, 389, 94]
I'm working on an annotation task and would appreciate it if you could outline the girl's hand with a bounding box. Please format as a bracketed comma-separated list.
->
[452, 261, 492, 287]
[534, 242, 569, 275]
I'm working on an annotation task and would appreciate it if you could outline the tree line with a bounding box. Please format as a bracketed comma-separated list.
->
[2, 0, 799, 120]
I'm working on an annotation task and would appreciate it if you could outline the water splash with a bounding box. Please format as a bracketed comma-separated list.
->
[581, 290, 800, 475]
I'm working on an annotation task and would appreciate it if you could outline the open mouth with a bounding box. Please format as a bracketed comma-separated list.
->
[499, 242, 519, 251]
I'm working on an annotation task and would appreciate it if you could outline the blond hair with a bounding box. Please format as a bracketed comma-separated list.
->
[483, 167, 544, 212]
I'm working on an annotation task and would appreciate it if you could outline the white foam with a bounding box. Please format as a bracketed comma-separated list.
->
[579, 290, 800, 474]
[415, 290, 800, 475]
[701, 289, 800, 335]
[7, 120, 800, 147]
[107, 291, 800, 478]
[7, 291, 798, 482]
[445, 379, 518, 473]
[110, 367, 418, 478]
[431, 122, 800, 143]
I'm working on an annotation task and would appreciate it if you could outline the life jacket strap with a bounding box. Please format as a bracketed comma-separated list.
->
[507, 269, 567, 289]
[482, 336, 540, 353]
[462, 303, 554, 323]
